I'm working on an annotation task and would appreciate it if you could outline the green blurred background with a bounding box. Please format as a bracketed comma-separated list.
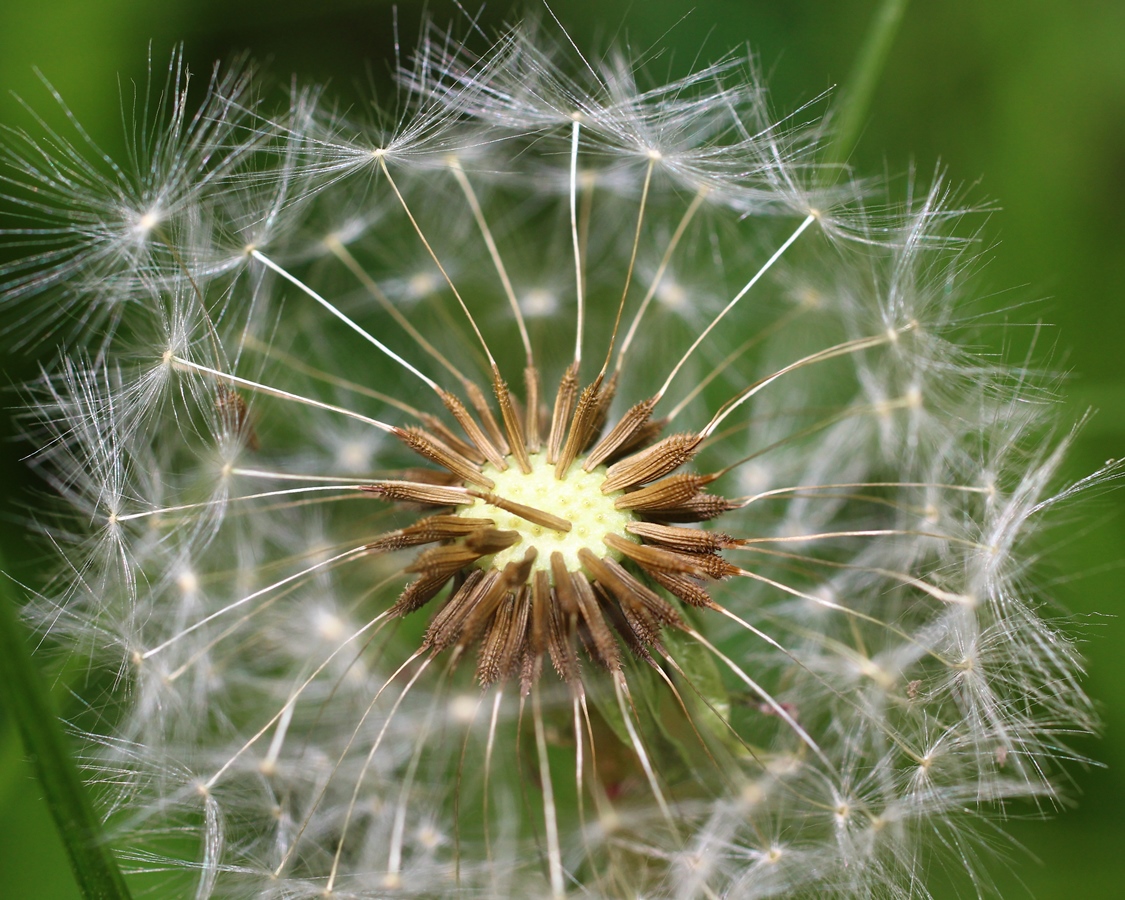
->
[0, 1, 1121, 896]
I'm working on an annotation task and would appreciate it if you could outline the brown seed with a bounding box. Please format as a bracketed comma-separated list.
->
[477, 590, 517, 685]
[438, 387, 508, 471]
[588, 370, 619, 442]
[419, 414, 486, 465]
[610, 416, 668, 462]
[601, 432, 703, 492]
[546, 584, 580, 684]
[408, 541, 493, 576]
[393, 551, 482, 617]
[465, 378, 510, 457]
[552, 553, 619, 672]
[546, 361, 579, 465]
[597, 583, 660, 660]
[471, 490, 573, 534]
[423, 570, 498, 650]
[484, 585, 533, 686]
[626, 521, 735, 553]
[582, 395, 657, 470]
[462, 528, 523, 556]
[366, 515, 495, 552]
[530, 570, 553, 659]
[492, 364, 531, 473]
[555, 374, 604, 478]
[648, 570, 715, 608]
[645, 492, 736, 522]
[524, 365, 542, 453]
[362, 479, 471, 507]
[613, 473, 712, 512]
[453, 573, 513, 650]
[579, 550, 683, 631]
[602, 533, 715, 579]
[215, 386, 259, 451]
[394, 426, 495, 489]
[573, 573, 622, 671]
[396, 467, 465, 486]
[458, 548, 537, 650]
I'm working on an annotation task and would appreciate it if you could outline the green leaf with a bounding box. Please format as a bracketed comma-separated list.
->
[661, 627, 738, 754]
[0, 559, 134, 900]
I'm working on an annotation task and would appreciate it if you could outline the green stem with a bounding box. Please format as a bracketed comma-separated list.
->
[822, 0, 912, 180]
[0, 561, 134, 900]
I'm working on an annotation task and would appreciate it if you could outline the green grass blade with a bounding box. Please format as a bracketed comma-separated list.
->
[0, 559, 134, 900]
[822, 0, 911, 179]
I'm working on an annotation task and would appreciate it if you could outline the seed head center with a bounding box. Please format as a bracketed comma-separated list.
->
[461, 452, 636, 575]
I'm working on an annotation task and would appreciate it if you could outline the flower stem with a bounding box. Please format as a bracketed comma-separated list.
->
[0, 557, 133, 900]
[822, 0, 911, 180]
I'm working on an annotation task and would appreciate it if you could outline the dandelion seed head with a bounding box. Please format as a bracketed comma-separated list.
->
[3, 15, 1109, 900]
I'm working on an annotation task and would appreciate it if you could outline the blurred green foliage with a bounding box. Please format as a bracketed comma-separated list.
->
[1, 1, 1122, 896]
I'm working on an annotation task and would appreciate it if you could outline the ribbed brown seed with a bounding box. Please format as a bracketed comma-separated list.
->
[524, 365, 542, 453]
[458, 548, 537, 651]
[396, 467, 465, 486]
[555, 374, 604, 478]
[482, 586, 533, 686]
[419, 414, 486, 465]
[500, 589, 532, 684]
[550, 555, 579, 617]
[574, 573, 623, 671]
[407, 541, 495, 576]
[610, 417, 668, 462]
[438, 388, 508, 472]
[215, 387, 259, 451]
[601, 432, 703, 492]
[390, 568, 455, 616]
[626, 521, 735, 553]
[465, 379, 510, 457]
[519, 650, 539, 697]
[530, 570, 552, 659]
[646, 493, 737, 522]
[477, 592, 517, 685]
[492, 365, 531, 473]
[552, 553, 619, 672]
[395, 532, 514, 615]
[583, 395, 657, 470]
[688, 551, 742, 580]
[602, 533, 717, 579]
[423, 570, 497, 650]
[471, 491, 573, 533]
[462, 527, 523, 556]
[395, 426, 495, 489]
[579, 549, 684, 632]
[613, 473, 713, 512]
[649, 570, 715, 608]
[551, 585, 585, 684]
[362, 480, 471, 507]
[367, 515, 495, 552]
[588, 370, 618, 444]
[596, 583, 659, 662]
[547, 361, 579, 465]
[393, 546, 486, 616]
[546, 581, 580, 683]
[479, 587, 532, 686]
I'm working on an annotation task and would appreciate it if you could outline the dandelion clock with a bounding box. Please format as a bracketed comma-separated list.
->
[1, 10, 1115, 900]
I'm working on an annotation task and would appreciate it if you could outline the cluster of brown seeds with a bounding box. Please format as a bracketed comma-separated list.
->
[361, 362, 745, 690]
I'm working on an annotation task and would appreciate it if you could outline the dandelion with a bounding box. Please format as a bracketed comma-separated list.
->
[3, 16, 1111, 900]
